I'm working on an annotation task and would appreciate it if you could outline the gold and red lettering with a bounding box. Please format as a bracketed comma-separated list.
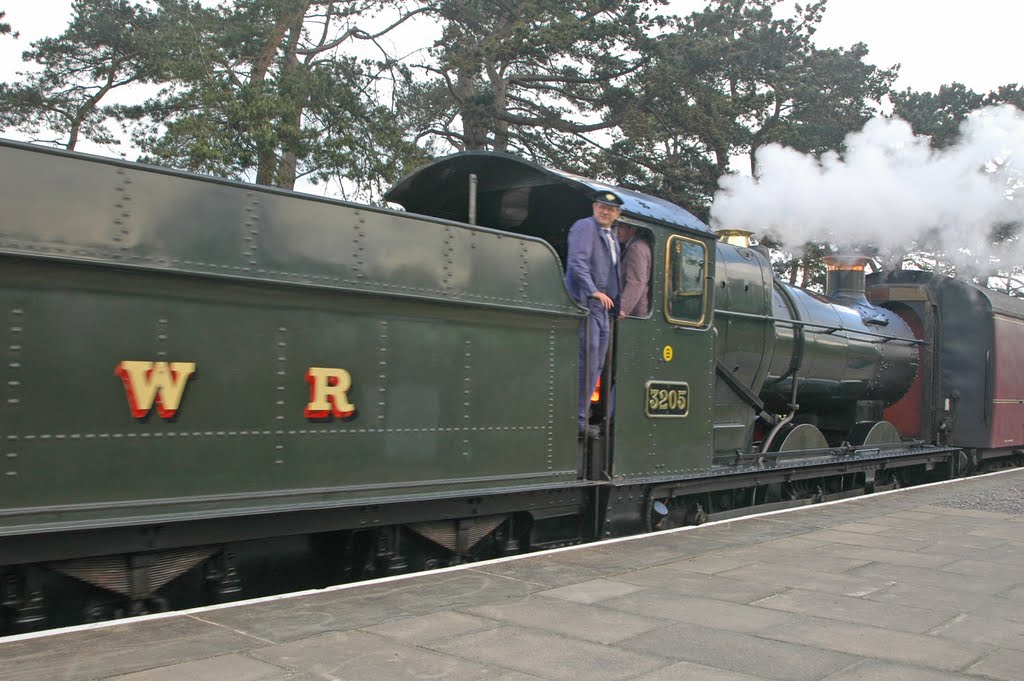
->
[304, 367, 355, 419]
[115, 361, 197, 419]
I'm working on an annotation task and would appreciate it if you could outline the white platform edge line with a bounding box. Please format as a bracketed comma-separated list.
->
[3, 466, 1021, 645]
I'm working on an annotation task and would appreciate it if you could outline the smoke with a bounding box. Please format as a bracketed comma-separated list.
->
[710, 105, 1024, 273]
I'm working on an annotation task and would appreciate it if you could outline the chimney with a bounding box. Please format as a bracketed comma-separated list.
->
[716, 229, 753, 248]
[823, 255, 872, 303]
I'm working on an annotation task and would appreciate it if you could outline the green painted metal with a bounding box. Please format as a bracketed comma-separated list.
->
[0, 141, 583, 535]
[0, 141, 578, 314]
[711, 242, 775, 455]
[610, 226, 718, 479]
[0, 138, 934, 549]
[709, 237, 920, 455]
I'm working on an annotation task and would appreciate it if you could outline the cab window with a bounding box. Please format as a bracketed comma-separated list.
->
[665, 235, 708, 326]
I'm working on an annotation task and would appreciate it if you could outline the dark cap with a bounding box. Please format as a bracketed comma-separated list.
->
[593, 190, 624, 207]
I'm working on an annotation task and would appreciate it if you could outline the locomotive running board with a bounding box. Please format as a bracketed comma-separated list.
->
[642, 444, 961, 501]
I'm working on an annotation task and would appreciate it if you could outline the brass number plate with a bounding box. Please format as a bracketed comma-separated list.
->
[645, 380, 689, 418]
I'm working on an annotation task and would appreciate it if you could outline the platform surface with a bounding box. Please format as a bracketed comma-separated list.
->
[3, 469, 1024, 681]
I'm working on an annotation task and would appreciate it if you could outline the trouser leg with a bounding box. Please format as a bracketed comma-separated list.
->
[578, 306, 609, 428]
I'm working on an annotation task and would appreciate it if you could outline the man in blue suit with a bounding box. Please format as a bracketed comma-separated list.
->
[565, 190, 623, 434]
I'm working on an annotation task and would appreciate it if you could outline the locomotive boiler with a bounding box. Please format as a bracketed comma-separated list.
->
[0, 139, 1003, 633]
[711, 244, 920, 460]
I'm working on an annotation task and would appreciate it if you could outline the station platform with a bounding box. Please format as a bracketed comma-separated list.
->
[3, 469, 1024, 681]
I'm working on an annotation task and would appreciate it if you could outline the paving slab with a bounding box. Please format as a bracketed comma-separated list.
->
[729, 548, 874, 573]
[752, 587, 959, 633]
[928, 612, 1024, 651]
[964, 523, 1024, 541]
[862, 582, 1024, 623]
[817, 661, 980, 681]
[874, 529, 1010, 550]
[360, 610, 500, 645]
[914, 539, 1018, 560]
[883, 510, 948, 521]
[650, 551, 757, 574]
[617, 621, 860, 681]
[826, 521, 893, 535]
[797, 528, 934, 551]
[611, 565, 786, 603]
[460, 594, 667, 644]
[0, 617, 266, 681]
[847, 561, 1018, 595]
[198, 569, 544, 643]
[748, 535, 831, 551]
[425, 625, 669, 681]
[967, 541, 1024, 566]
[469, 553, 617, 588]
[935, 556, 1024, 580]
[248, 630, 497, 681]
[915, 505, 1015, 520]
[716, 562, 889, 597]
[3, 469, 1023, 681]
[534, 577, 647, 604]
[758, 619, 987, 671]
[818, 542, 961, 569]
[629, 660, 772, 681]
[101, 654, 286, 681]
[963, 647, 1024, 681]
[192, 591, 407, 644]
[598, 590, 803, 634]
[997, 582, 1024, 601]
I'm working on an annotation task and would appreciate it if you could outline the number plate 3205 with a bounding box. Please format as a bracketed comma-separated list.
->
[645, 381, 690, 418]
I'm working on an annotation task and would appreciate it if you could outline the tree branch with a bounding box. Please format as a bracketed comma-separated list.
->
[294, 6, 434, 55]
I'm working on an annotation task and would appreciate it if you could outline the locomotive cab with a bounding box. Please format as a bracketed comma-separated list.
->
[387, 152, 722, 483]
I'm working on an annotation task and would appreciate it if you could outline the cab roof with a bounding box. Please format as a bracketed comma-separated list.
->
[385, 151, 710, 235]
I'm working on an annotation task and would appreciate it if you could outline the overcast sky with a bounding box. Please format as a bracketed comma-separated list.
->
[810, 0, 1022, 93]
[3, 0, 1022, 92]
[1, 0, 1021, 160]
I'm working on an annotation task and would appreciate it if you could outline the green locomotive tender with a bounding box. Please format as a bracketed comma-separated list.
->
[0, 140, 960, 630]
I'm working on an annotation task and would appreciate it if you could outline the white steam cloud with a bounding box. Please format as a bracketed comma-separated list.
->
[710, 105, 1024, 273]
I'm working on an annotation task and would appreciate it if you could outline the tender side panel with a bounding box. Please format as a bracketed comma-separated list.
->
[1, 258, 581, 532]
[0, 141, 589, 537]
[0, 142, 576, 314]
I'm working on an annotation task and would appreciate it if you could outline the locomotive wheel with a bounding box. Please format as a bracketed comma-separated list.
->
[848, 421, 901, 446]
[774, 424, 828, 452]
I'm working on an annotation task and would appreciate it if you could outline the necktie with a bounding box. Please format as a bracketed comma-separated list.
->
[604, 229, 617, 265]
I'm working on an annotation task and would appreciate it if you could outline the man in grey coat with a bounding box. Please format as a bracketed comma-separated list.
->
[565, 191, 622, 433]
[617, 223, 651, 318]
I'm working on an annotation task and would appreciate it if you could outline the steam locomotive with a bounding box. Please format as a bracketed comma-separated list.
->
[0, 139, 1020, 632]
